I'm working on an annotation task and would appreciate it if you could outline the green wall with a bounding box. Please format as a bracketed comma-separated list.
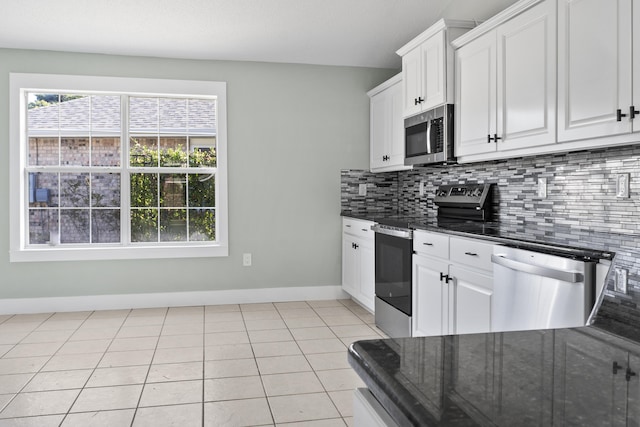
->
[0, 48, 395, 299]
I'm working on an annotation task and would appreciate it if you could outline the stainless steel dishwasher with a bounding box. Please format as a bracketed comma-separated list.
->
[491, 245, 596, 332]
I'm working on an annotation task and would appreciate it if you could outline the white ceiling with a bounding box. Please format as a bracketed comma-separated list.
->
[0, 0, 519, 69]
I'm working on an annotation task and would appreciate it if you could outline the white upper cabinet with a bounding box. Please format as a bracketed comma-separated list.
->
[455, 0, 557, 159]
[497, 0, 556, 150]
[557, 0, 633, 142]
[455, 31, 498, 156]
[367, 74, 412, 172]
[397, 19, 475, 118]
[367, 74, 411, 173]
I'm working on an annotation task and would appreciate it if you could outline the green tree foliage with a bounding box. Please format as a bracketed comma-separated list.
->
[129, 140, 216, 242]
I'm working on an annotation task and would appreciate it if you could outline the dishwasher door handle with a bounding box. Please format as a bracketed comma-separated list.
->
[491, 254, 584, 283]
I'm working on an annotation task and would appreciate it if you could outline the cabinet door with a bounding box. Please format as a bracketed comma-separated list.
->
[496, 0, 556, 150]
[412, 255, 450, 337]
[422, 31, 446, 110]
[455, 30, 497, 157]
[553, 329, 628, 426]
[557, 0, 632, 142]
[359, 238, 375, 311]
[450, 265, 492, 335]
[370, 79, 409, 173]
[495, 330, 554, 426]
[386, 80, 408, 169]
[402, 47, 423, 117]
[342, 236, 359, 298]
[369, 90, 389, 170]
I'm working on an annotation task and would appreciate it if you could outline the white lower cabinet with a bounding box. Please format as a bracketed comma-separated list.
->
[353, 388, 399, 427]
[450, 265, 493, 335]
[342, 217, 376, 311]
[413, 255, 451, 337]
[412, 230, 494, 337]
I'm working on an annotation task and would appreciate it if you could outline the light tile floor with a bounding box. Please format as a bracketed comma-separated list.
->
[0, 299, 386, 426]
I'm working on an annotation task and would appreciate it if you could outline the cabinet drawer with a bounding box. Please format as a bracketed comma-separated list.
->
[413, 230, 449, 258]
[343, 217, 375, 241]
[450, 237, 494, 271]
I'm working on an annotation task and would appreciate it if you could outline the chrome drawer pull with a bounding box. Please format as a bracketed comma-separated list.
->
[423, 242, 433, 246]
[464, 252, 478, 256]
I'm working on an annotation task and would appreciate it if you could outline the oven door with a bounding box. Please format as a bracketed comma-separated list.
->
[374, 231, 412, 316]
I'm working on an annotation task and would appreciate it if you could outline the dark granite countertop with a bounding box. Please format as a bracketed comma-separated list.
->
[348, 326, 640, 426]
[340, 211, 614, 261]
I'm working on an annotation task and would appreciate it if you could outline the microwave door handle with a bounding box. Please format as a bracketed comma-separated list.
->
[426, 119, 432, 154]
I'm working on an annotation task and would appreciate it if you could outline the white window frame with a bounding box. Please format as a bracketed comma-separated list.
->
[9, 73, 228, 262]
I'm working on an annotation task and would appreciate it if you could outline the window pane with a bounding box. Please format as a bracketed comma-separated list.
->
[188, 174, 215, 207]
[29, 172, 59, 207]
[189, 137, 217, 167]
[160, 98, 187, 130]
[61, 137, 90, 166]
[28, 208, 57, 245]
[92, 209, 120, 243]
[92, 137, 121, 167]
[160, 137, 188, 167]
[130, 136, 158, 167]
[160, 209, 187, 242]
[189, 209, 215, 241]
[131, 209, 158, 242]
[188, 99, 216, 132]
[60, 173, 90, 207]
[60, 209, 90, 243]
[27, 93, 60, 130]
[59, 95, 89, 130]
[29, 137, 59, 166]
[160, 174, 186, 208]
[130, 97, 158, 132]
[92, 173, 120, 208]
[92, 95, 121, 132]
[130, 173, 158, 207]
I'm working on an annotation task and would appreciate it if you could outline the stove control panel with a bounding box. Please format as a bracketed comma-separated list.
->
[434, 184, 492, 206]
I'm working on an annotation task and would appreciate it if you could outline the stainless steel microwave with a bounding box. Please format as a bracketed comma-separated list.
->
[404, 104, 454, 166]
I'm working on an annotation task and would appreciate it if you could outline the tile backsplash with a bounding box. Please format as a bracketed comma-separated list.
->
[341, 145, 640, 340]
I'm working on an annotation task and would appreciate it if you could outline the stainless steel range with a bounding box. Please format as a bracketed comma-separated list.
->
[373, 183, 493, 338]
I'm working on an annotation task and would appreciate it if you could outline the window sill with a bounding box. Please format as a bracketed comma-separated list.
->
[9, 244, 228, 263]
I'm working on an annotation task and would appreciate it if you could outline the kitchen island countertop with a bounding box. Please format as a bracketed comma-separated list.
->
[348, 325, 640, 426]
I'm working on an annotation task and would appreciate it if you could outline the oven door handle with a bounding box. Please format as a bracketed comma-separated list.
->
[371, 225, 413, 239]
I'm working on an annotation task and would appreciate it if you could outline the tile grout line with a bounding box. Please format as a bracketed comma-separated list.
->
[128, 307, 167, 427]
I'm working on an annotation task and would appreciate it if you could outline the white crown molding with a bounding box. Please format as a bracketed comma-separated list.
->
[396, 18, 477, 57]
[451, 0, 543, 48]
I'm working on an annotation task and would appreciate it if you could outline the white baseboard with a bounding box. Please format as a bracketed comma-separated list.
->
[0, 285, 350, 315]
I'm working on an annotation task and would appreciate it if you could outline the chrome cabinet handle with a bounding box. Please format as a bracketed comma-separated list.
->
[423, 242, 433, 246]
[464, 252, 478, 256]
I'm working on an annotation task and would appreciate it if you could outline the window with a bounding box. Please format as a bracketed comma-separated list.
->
[10, 74, 228, 262]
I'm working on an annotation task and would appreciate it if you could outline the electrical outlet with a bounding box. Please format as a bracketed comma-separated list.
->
[358, 183, 367, 196]
[419, 180, 425, 196]
[616, 173, 630, 198]
[537, 178, 547, 198]
[615, 268, 628, 294]
[242, 253, 252, 267]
